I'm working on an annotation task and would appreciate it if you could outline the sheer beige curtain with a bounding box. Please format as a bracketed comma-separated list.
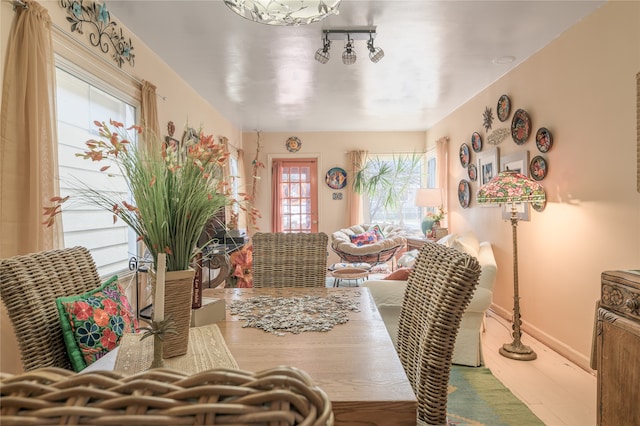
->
[0, 0, 61, 258]
[236, 148, 248, 230]
[220, 137, 235, 229]
[435, 137, 449, 225]
[347, 150, 368, 226]
[141, 80, 160, 140]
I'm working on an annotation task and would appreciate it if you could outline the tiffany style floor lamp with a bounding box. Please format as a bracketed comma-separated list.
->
[477, 170, 546, 361]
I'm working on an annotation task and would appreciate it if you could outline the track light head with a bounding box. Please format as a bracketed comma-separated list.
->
[315, 36, 331, 64]
[367, 37, 384, 63]
[342, 37, 356, 65]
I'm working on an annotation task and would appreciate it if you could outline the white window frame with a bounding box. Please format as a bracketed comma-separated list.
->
[53, 30, 141, 279]
[363, 153, 425, 232]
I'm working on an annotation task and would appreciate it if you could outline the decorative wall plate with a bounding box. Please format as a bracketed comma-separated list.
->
[497, 94, 511, 122]
[285, 136, 301, 152]
[459, 143, 470, 168]
[458, 179, 471, 208]
[325, 167, 347, 189]
[471, 132, 483, 152]
[535, 127, 553, 153]
[468, 163, 478, 181]
[530, 156, 547, 181]
[511, 109, 531, 145]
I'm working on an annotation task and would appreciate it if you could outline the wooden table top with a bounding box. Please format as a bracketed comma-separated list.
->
[203, 286, 417, 426]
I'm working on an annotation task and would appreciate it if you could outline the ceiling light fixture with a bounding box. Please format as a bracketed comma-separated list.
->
[316, 27, 383, 65]
[314, 33, 331, 64]
[224, 0, 341, 26]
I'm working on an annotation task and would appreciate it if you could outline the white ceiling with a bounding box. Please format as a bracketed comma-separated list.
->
[107, 1, 604, 133]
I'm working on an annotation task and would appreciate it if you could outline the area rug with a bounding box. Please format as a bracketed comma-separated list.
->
[447, 365, 544, 426]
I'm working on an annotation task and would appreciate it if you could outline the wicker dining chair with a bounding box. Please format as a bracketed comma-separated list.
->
[252, 232, 329, 288]
[0, 246, 102, 371]
[0, 366, 334, 425]
[396, 242, 481, 426]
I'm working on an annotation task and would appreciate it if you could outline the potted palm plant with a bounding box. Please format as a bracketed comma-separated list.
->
[45, 119, 232, 357]
[352, 152, 423, 223]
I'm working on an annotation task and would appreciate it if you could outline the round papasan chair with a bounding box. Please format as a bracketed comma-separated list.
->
[331, 223, 407, 265]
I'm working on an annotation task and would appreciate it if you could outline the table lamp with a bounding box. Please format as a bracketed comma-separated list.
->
[415, 188, 444, 238]
[476, 170, 546, 361]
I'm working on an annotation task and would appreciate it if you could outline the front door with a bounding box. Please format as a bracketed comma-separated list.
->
[272, 159, 318, 233]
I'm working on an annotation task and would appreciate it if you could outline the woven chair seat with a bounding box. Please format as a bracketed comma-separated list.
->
[0, 247, 102, 371]
[0, 366, 334, 425]
[397, 242, 481, 425]
[252, 232, 328, 288]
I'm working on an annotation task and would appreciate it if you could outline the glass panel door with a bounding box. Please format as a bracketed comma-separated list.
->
[273, 159, 318, 233]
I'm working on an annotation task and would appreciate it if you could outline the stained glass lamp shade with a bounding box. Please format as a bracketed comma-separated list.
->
[477, 170, 546, 361]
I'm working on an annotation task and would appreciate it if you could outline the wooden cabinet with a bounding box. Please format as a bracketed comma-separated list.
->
[594, 270, 640, 426]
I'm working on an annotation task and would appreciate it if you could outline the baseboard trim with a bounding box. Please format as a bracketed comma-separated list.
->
[489, 304, 595, 374]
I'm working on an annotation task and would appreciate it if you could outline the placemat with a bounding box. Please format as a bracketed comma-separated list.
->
[114, 324, 238, 374]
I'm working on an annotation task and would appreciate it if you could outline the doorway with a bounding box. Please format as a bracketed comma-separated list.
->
[272, 159, 318, 233]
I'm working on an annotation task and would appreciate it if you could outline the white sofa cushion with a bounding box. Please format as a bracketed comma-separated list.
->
[437, 231, 480, 258]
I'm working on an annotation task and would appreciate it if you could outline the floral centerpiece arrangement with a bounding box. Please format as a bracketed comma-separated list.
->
[44, 119, 237, 357]
[427, 206, 446, 224]
[45, 120, 230, 271]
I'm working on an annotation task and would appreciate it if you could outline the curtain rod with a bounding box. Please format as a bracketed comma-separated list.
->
[8, 0, 166, 101]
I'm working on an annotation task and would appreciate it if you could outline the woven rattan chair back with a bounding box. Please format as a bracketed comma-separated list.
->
[252, 232, 328, 288]
[396, 242, 481, 426]
[0, 246, 101, 371]
[0, 366, 334, 425]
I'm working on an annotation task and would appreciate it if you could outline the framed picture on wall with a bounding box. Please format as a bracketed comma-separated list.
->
[500, 150, 530, 221]
[477, 147, 499, 186]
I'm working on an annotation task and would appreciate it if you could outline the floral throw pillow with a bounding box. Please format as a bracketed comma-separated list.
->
[56, 275, 138, 372]
[372, 224, 385, 241]
[350, 229, 378, 246]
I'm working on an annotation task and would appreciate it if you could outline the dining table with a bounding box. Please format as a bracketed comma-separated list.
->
[85, 286, 417, 425]
[204, 286, 417, 425]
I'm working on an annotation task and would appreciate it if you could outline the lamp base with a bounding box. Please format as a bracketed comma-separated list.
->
[499, 342, 537, 361]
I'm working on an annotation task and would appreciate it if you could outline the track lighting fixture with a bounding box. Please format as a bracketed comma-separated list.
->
[315, 27, 384, 65]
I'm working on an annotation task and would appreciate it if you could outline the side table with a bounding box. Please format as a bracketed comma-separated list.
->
[406, 235, 435, 252]
[331, 268, 370, 287]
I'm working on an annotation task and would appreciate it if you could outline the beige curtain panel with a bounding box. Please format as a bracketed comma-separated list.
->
[141, 80, 160, 140]
[347, 150, 368, 226]
[0, 0, 62, 258]
[236, 148, 248, 231]
[436, 136, 449, 225]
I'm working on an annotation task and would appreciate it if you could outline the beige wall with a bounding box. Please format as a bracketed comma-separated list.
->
[0, 1, 241, 373]
[426, 1, 640, 370]
[241, 131, 427, 265]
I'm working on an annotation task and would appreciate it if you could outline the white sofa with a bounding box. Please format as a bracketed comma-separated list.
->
[363, 231, 497, 367]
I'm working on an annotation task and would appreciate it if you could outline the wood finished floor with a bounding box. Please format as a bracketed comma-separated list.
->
[329, 275, 597, 425]
[482, 311, 597, 426]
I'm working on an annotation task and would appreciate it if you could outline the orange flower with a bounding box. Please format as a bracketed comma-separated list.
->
[93, 308, 110, 327]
